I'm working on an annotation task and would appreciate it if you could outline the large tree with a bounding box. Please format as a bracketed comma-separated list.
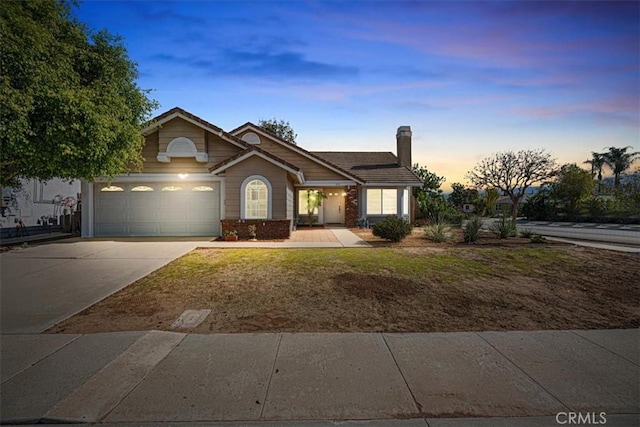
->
[551, 163, 594, 216]
[466, 149, 558, 225]
[411, 163, 447, 220]
[258, 118, 297, 145]
[602, 146, 639, 188]
[0, 0, 157, 187]
[448, 182, 478, 209]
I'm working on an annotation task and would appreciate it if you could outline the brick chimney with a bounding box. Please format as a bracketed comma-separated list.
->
[396, 126, 412, 168]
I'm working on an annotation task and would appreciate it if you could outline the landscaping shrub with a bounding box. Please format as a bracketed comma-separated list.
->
[519, 228, 533, 238]
[372, 216, 412, 242]
[530, 235, 547, 243]
[463, 216, 484, 243]
[490, 216, 517, 238]
[423, 221, 453, 243]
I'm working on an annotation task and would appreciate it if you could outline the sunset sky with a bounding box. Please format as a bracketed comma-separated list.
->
[73, 1, 639, 191]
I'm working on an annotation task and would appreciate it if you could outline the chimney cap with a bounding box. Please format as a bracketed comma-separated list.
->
[396, 126, 412, 137]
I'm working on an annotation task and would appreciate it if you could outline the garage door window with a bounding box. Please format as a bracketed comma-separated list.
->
[100, 185, 124, 192]
[131, 186, 154, 192]
[192, 186, 214, 192]
[161, 186, 183, 192]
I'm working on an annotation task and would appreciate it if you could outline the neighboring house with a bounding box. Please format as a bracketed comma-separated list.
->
[81, 107, 423, 239]
[1, 179, 80, 235]
[462, 203, 475, 214]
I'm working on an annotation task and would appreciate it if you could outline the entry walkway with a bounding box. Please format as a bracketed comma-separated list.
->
[1, 329, 637, 425]
[199, 227, 371, 248]
[290, 227, 340, 243]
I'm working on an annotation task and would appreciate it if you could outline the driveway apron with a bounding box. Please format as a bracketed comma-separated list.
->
[0, 240, 198, 334]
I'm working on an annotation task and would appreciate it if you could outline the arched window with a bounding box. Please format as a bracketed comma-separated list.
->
[241, 176, 271, 219]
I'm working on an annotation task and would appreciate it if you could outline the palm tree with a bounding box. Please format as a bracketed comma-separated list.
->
[584, 152, 606, 193]
[602, 146, 640, 188]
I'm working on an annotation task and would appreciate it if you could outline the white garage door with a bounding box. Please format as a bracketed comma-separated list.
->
[94, 182, 220, 236]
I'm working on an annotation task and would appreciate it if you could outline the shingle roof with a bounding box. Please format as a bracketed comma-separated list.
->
[230, 123, 365, 184]
[311, 152, 423, 185]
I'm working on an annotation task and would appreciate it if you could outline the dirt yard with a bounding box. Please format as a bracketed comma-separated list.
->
[48, 228, 639, 334]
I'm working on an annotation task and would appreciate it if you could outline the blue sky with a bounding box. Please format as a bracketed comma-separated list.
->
[74, 1, 639, 191]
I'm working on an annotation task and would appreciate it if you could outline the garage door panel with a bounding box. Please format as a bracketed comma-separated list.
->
[95, 182, 220, 237]
[159, 195, 188, 209]
[158, 210, 188, 221]
[129, 210, 158, 222]
[96, 209, 127, 222]
[129, 225, 158, 235]
[95, 224, 127, 236]
[130, 197, 158, 210]
[158, 224, 189, 235]
[95, 197, 127, 209]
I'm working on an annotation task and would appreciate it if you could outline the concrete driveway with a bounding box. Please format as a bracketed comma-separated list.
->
[0, 239, 200, 334]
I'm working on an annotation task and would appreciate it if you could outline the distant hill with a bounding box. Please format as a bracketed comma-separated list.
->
[600, 173, 639, 187]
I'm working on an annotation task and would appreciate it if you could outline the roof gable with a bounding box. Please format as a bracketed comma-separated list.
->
[230, 123, 364, 184]
[209, 146, 305, 184]
[143, 107, 248, 149]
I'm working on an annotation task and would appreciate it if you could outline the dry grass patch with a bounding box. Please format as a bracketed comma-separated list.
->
[47, 244, 640, 334]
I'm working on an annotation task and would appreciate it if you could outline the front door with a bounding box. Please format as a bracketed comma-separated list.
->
[323, 190, 344, 224]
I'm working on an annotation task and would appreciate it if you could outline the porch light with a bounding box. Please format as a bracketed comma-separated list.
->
[178, 173, 189, 180]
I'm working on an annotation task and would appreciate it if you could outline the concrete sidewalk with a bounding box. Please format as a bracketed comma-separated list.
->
[1, 329, 637, 425]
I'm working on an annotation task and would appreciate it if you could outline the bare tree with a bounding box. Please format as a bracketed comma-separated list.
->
[466, 149, 558, 225]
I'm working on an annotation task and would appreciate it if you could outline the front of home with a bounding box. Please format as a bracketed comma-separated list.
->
[81, 107, 423, 239]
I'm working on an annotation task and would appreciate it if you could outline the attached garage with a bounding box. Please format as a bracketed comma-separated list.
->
[94, 182, 220, 237]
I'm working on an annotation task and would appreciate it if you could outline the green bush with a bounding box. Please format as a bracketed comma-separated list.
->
[519, 228, 533, 238]
[490, 216, 517, 239]
[372, 216, 412, 242]
[423, 221, 453, 243]
[463, 216, 484, 243]
[530, 235, 547, 243]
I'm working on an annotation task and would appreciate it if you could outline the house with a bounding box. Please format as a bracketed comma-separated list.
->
[81, 107, 423, 239]
[1, 178, 80, 237]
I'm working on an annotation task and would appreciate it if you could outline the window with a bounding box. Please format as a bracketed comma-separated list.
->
[131, 186, 154, 192]
[402, 189, 409, 217]
[298, 190, 321, 215]
[192, 186, 214, 192]
[244, 178, 269, 219]
[366, 189, 397, 215]
[161, 186, 183, 192]
[241, 132, 261, 145]
[100, 185, 124, 192]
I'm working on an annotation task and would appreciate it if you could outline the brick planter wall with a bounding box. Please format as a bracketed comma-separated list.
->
[345, 186, 359, 228]
[221, 219, 292, 240]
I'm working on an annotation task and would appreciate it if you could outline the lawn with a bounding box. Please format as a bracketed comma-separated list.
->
[48, 234, 639, 334]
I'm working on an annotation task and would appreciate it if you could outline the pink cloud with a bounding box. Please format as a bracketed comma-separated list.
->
[510, 95, 639, 127]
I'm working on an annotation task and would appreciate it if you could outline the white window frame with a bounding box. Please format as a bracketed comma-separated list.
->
[366, 188, 398, 215]
[240, 175, 272, 219]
